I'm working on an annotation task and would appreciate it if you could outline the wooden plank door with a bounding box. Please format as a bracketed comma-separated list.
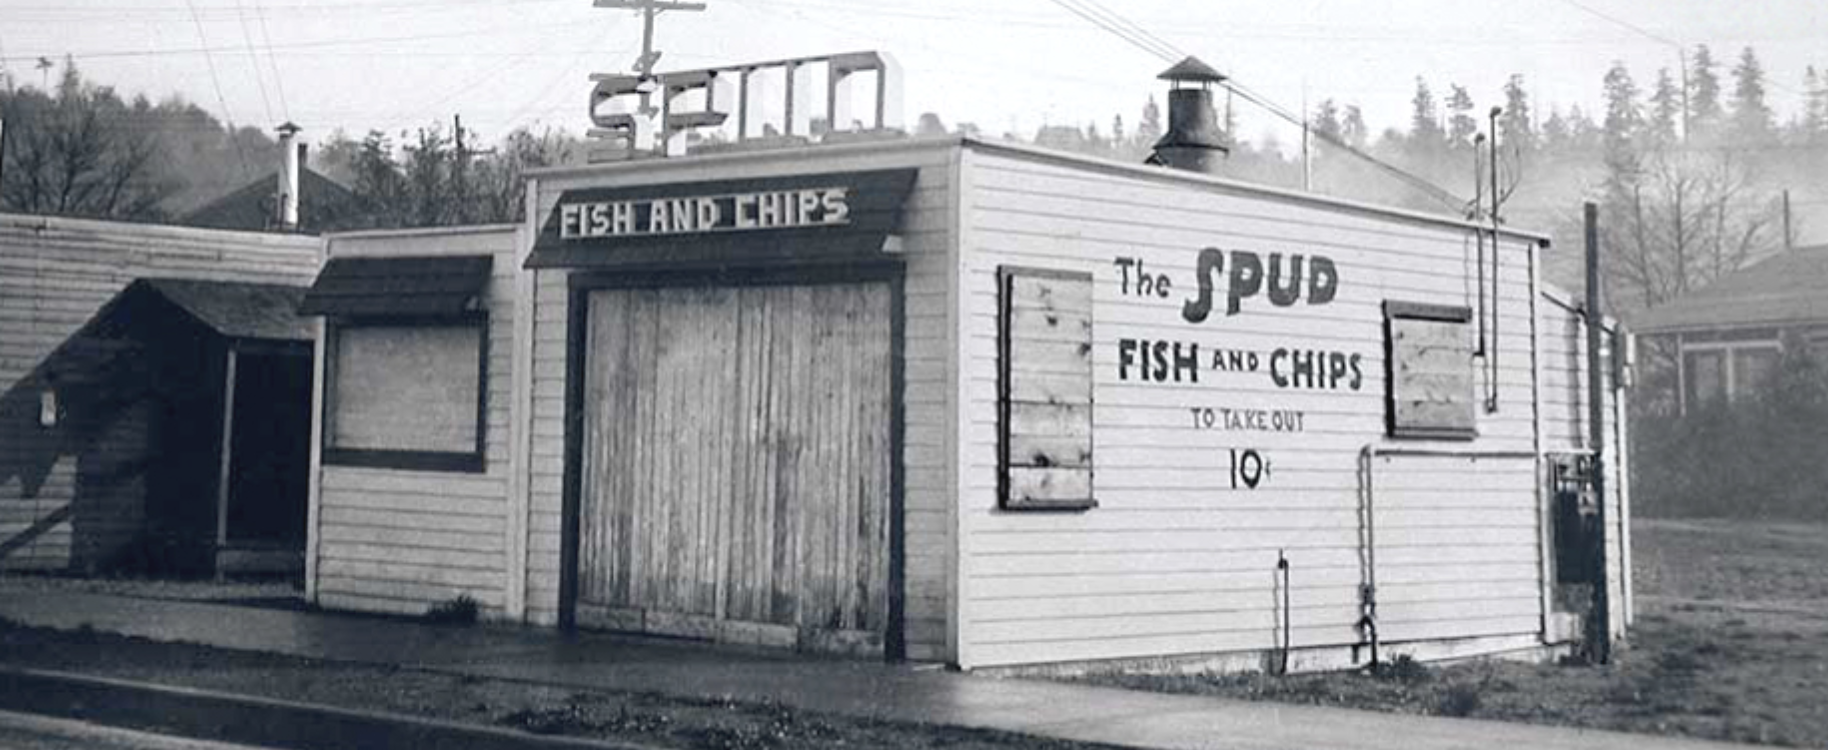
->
[577, 282, 892, 653]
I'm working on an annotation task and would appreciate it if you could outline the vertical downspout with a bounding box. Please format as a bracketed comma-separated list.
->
[1584, 202, 1613, 664]
[1614, 329, 1634, 628]
[1529, 238, 1551, 641]
[1487, 114, 1503, 412]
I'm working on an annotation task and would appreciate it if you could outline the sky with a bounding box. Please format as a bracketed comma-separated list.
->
[0, 0, 1824, 151]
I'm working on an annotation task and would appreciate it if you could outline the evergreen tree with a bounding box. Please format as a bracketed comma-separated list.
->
[1729, 46, 1775, 145]
[1804, 66, 1828, 145]
[1647, 67, 1683, 145]
[1341, 105, 1368, 148]
[1407, 77, 1447, 157]
[1134, 95, 1163, 153]
[1499, 75, 1537, 153]
[1563, 105, 1601, 152]
[1602, 61, 1643, 177]
[1687, 45, 1723, 138]
[1446, 84, 1478, 147]
[1541, 107, 1571, 151]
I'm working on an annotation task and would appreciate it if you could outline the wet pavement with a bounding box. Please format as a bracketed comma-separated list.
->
[0, 589, 1758, 750]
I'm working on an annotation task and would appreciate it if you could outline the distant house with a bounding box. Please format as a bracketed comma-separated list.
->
[179, 167, 374, 234]
[1632, 244, 1828, 413]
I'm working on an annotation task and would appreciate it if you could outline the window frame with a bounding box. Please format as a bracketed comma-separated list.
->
[1383, 300, 1478, 441]
[322, 311, 490, 473]
[1679, 337, 1780, 413]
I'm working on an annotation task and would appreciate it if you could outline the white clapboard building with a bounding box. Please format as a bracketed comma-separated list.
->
[297, 58, 1631, 672]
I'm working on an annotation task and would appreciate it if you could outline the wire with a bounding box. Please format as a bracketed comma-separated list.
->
[1553, 0, 1802, 99]
[252, 0, 290, 121]
[234, 0, 275, 124]
[183, 0, 250, 178]
[0, 23, 581, 64]
[499, 26, 626, 132]
[1039, 0, 1468, 212]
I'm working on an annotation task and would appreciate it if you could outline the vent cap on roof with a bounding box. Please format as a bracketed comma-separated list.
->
[1149, 56, 1230, 174]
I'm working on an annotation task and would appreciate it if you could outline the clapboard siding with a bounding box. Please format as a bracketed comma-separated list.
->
[523, 142, 959, 661]
[311, 226, 518, 617]
[1538, 288, 1631, 636]
[955, 146, 1550, 668]
[1, 213, 320, 572]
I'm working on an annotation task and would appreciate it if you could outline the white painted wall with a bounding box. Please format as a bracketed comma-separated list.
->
[954, 143, 1568, 669]
[310, 226, 519, 618]
[522, 140, 961, 661]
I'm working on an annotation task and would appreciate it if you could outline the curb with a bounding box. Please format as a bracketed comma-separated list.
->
[0, 667, 662, 750]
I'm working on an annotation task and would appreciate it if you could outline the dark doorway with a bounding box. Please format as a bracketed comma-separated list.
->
[226, 351, 313, 547]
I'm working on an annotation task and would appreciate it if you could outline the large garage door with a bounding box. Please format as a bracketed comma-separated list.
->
[576, 283, 893, 654]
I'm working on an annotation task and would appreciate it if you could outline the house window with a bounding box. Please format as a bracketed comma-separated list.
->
[1384, 301, 1476, 439]
[325, 316, 487, 472]
[1682, 340, 1778, 412]
[1683, 350, 1725, 409]
[998, 266, 1095, 511]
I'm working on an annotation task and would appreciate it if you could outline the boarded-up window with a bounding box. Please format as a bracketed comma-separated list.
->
[1384, 301, 1476, 439]
[998, 267, 1096, 510]
[326, 318, 486, 471]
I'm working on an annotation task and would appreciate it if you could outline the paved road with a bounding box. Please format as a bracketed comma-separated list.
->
[0, 710, 289, 750]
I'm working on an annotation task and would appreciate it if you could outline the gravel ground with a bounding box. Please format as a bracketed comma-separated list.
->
[0, 620, 1118, 750]
[0, 574, 302, 607]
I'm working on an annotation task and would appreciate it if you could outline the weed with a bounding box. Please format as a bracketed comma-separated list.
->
[1437, 683, 1483, 717]
[1371, 655, 1430, 685]
[423, 595, 480, 625]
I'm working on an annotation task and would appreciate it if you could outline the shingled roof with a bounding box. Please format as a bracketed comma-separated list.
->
[1632, 245, 1828, 334]
[139, 279, 314, 342]
[179, 167, 373, 234]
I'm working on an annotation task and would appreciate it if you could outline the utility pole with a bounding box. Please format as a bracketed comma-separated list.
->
[593, 0, 706, 115]
[1584, 201, 1613, 665]
[453, 114, 468, 224]
[1783, 189, 1793, 252]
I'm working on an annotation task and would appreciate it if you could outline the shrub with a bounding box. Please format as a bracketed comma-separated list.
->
[1632, 330, 1828, 521]
[1437, 682, 1483, 716]
[1371, 654, 1431, 684]
[424, 594, 480, 625]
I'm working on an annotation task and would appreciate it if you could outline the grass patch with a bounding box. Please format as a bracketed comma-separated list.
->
[1076, 518, 1828, 747]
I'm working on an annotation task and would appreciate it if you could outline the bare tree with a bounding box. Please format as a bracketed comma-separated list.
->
[1602, 147, 1781, 310]
[0, 64, 173, 220]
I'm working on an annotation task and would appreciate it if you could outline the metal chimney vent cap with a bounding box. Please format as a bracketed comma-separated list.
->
[1157, 56, 1227, 85]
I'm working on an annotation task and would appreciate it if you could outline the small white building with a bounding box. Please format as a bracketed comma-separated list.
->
[299, 133, 1630, 672]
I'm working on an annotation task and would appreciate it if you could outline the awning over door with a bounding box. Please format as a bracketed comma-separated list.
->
[524, 168, 918, 270]
[298, 255, 492, 317]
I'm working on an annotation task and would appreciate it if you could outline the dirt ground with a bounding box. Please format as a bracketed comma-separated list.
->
[1085, 518, 1828, 747]
[0, 620, 1114, 750]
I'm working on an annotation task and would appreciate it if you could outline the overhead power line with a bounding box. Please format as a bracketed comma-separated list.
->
[0, 22, 581, 64]
[234, 0, 275, 123]
[1041, 0, 1468, 212]
[183, 0, 250, 177]
[252, 0, 290, 120]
